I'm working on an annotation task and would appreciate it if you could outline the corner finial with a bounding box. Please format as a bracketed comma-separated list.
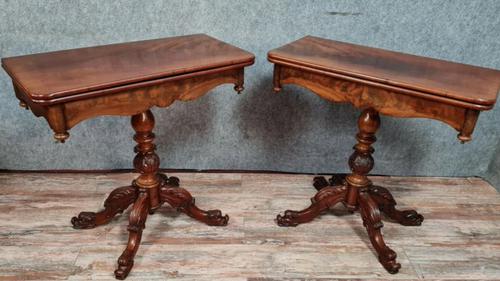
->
[54, 132, 70, 143]
[273, 65, 282, 93]
[19, 100, 29, 110]
[234, 84, 244, 94]
[457, 133, 471, 144]
[457, 109, 479, 144]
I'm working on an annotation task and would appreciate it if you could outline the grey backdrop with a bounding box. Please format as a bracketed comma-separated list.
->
[1, 0, 499, 189]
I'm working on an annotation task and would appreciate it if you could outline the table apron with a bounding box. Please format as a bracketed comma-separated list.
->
[273, 64, 480, 142]
[14, 67, 244, 142]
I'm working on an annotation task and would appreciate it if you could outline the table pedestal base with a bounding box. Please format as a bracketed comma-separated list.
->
[276, 108, 424, 274]
[70, 110, 228, 279]
[276, 177, 423, 273]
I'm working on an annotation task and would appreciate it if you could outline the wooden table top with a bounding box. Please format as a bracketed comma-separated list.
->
[268, 36, 500, 107]
[2, 34, 254, 104]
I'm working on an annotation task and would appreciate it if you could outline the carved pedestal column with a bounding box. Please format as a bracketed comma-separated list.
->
[72, 109, 229, 280]
[276, 108, 424, 274]
[345, 108, 379, 210]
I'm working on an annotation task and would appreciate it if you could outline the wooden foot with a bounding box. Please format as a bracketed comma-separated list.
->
[71, 185, 137, 229]
[358, 191, 401, 274]
[312, 176, 329, 191]
[115, 190, 149, 280]
[369, 185, 424, 226]
[160, 185, 229, 226]
[276, 186, 347, 227]
[159, 173, 180, 187]
[313, 174, 348, 191]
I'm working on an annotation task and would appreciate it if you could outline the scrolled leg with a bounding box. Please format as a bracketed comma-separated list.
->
[114, 190, 150, 280]
[160, 185, 229, 226]
[276, 186, 347, 227]
[369, 185, 424, 226]
[71, 186, 137, 229]
[358, 191, 401, 274]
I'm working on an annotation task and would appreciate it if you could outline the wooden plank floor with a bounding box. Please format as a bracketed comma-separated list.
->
[0, 172, 499, 280]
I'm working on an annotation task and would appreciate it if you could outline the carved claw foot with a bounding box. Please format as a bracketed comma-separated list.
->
[182, 206, 229, 226]
[329, 173, 348, 186]
[168, 176, 180, 187]
[71, 186, 137, 229]
[359, 191, 401, 274]
[313, 176, 329, 190]
[276, 210, 302, 227]
[159, 173, 180, 187]
[369, 185, 424, 226]
[313, 174, 348, 191]
[71, 212, 97, 229]
[393, 210, 424, 226]
[379, 248, 401, 274]
[114, 255, 133, 280]
[276, 186, 347, 227]
[160, 186, 229, 226]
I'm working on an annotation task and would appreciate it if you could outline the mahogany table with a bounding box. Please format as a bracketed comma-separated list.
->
[268, 36, 500, 274]
[2, 34, 254, 279]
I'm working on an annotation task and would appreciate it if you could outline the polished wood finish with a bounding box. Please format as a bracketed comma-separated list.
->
[3, 35, 253, 143]
[1, 172, 499, 280]
[2, 34, 253, 104]
[270, 37, 499, 274]
[269, 36, 500, 108]
[274, 65, 474, 139]
[277, 109, 423, 273]
[2, 35, 253, 279]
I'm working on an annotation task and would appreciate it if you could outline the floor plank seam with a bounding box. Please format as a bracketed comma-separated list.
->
[1, 173, 499, 280]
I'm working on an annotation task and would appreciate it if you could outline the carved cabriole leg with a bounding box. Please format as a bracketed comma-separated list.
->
[369, 186, 424, 226]
[157, 165, 229, 227]
[115, 109, 159, 279]
[114, 189, 149, 280]
[159, 186, 229, 226]
[276, 186, 347, 227]
[71, 186, 137, 229]
[358, 191, 401, 273]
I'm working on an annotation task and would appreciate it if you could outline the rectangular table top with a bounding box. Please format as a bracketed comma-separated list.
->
[2, 34, 254, 104]
[268, 36, 500, 107]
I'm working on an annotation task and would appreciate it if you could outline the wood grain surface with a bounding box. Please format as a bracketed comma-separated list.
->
[1, 34, 254, 103]
[0, 172, 499, 280]
[268, 36, 500, 107]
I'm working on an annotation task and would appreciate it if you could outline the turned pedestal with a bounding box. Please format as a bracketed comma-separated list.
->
[276, 108, 423, 273]
[71, 110, 229, 279]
